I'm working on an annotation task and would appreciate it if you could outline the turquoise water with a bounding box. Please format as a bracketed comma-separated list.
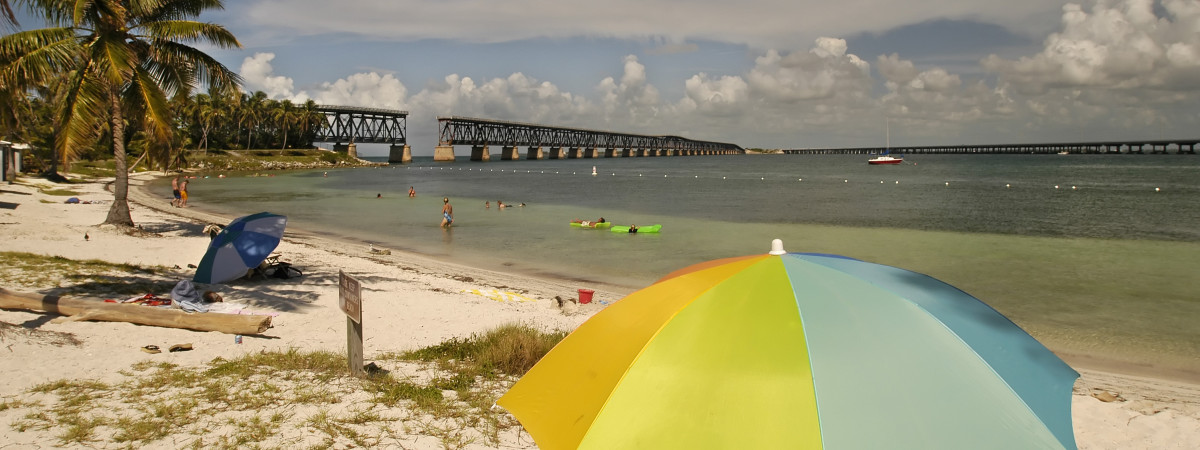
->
[165, 154, 1200, 377]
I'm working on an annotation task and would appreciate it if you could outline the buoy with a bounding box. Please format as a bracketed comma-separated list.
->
[1055, 185, 1059, 189]
[1072, 186, 1077, 190]
[845, 180, 848, 183]
[1006, 184, 1010, 188]
[1155, 187, 1161, 192]
[895, 181, 899, 184]
[695, 175, 699, 178]
[880, 181, 884, 184]
[945, 182, 949, 186]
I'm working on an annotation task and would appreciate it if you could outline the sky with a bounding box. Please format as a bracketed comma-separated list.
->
[18, 0, 1200, 155]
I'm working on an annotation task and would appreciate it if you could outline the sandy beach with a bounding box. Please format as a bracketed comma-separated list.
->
[2, 172, 1199, 449]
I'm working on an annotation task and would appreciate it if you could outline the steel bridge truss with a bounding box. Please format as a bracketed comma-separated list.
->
[315, 106, 408, 145]
[437, 116, 742, 153]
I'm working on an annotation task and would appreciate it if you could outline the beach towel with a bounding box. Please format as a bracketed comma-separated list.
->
[171, 280, 209, 313]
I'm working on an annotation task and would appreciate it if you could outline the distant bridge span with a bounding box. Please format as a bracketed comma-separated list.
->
[781, 139, 1199, 155]
[313, 105, 411, 162]
[435, 116, 744, 161]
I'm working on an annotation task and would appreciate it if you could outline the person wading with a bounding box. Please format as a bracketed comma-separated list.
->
[441, 197, 454, 227]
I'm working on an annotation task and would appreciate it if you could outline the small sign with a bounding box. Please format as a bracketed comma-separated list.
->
[339, 270, 362, 324]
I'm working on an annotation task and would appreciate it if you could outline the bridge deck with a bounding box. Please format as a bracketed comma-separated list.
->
[783, 139, 1199, 155]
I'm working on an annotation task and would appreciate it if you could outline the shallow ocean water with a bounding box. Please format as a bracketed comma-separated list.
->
[165, 154, 1200, 377]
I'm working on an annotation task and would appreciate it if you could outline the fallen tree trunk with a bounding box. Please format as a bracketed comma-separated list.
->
[0, 288, 272, 335]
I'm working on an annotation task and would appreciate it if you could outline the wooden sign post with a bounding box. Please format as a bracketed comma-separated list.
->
[339, 270, 364, 377]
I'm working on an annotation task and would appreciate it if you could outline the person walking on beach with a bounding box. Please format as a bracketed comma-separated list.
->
[441, 197, 453, 227]
[171, 176, 181, 207]
[179, 178, 190, 207]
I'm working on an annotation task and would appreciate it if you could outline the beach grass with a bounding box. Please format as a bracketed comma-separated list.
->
[387, 323, 569, 379]
[0, 251, 168, 296]
[36, 187, 80, 196]
[5, 325, 567, 448]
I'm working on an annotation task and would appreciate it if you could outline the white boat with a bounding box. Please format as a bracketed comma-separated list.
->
[869, 119, 904, 164]
[868, 154, 904, 165]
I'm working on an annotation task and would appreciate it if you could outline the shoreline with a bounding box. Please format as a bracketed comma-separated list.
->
[2, 172, 1199, 448]
[127, 172, 638, 301]
[137, 170, 1200, 385]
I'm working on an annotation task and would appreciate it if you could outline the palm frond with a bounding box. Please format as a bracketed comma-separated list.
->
[55, 66, 106, 165]
[89, 33, 135, 87]
[0, 27, 82, 87]
[129, 65, 172, 133]
[140, 20, 240, 49]
[149, 39, 241, 92]
[139, 0, 224, 23]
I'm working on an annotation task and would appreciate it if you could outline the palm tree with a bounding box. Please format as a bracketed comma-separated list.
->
[0, 0, 242, 228]
[273, 99, 296, 151]
[243, 90, 266, 149]
[297, 99, 323, 148]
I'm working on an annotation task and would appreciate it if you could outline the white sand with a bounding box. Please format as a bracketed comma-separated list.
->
[1, 173, 1198, 449]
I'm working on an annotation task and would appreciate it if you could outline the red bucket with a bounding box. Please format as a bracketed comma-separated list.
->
[578, 288, 595, 304]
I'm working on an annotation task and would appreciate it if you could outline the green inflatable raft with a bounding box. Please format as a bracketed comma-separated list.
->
[610, 224, 662, 233]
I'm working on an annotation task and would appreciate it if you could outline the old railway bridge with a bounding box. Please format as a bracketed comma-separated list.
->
[434, 116, 744, 161]
[312, 106, 743, 163]
[313, 105, 411, 161]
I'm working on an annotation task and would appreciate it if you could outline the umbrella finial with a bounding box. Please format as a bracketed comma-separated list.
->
[769, 239, 786, 255]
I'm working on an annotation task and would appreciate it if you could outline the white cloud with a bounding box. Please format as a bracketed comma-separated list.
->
[240, 53, 296, 99]
[982, 0, 1200, 92]
[596, 56, 661, 125]
[301, 72, 409, 110]
[744, 39, 872, 102]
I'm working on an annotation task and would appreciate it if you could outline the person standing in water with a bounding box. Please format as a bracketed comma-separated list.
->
[409, 186, 416, 197]
[441, 197, 453, 227]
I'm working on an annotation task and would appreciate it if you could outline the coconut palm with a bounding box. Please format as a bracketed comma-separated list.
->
[0, 0, 242, 228]
[273, 99, 296, 151]
[297, 99, 323, 148]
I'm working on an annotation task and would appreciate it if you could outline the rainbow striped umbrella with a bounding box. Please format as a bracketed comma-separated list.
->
[498, 240, 1079, 449]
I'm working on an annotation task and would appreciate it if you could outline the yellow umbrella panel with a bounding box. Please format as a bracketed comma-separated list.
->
[497, 255, 822, 449]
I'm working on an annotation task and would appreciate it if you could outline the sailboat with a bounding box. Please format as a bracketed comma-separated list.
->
[868, 119, 904, 165]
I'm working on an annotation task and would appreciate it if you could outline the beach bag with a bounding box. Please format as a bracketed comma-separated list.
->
[269, 262, 302, 279]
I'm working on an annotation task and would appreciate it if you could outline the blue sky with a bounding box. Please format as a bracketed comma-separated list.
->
[17, 0, 1200, 155]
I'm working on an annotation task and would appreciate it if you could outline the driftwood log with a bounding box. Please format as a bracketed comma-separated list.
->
[0, 288, 272, 335]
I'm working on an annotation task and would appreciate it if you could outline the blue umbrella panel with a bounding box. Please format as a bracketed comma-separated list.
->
[194, 212, 287, 284]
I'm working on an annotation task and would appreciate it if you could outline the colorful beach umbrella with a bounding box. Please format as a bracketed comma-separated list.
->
[498, 240, 1079, 449]
[194, 212, 287, 284]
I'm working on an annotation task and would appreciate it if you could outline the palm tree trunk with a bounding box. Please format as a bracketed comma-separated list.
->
[104, 87, 134, 227]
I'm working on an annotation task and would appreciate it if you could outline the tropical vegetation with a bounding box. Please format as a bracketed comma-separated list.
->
[0, 0, 246, 228]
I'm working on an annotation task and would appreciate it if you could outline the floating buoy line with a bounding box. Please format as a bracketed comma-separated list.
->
[393, 165, 1159, 192]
